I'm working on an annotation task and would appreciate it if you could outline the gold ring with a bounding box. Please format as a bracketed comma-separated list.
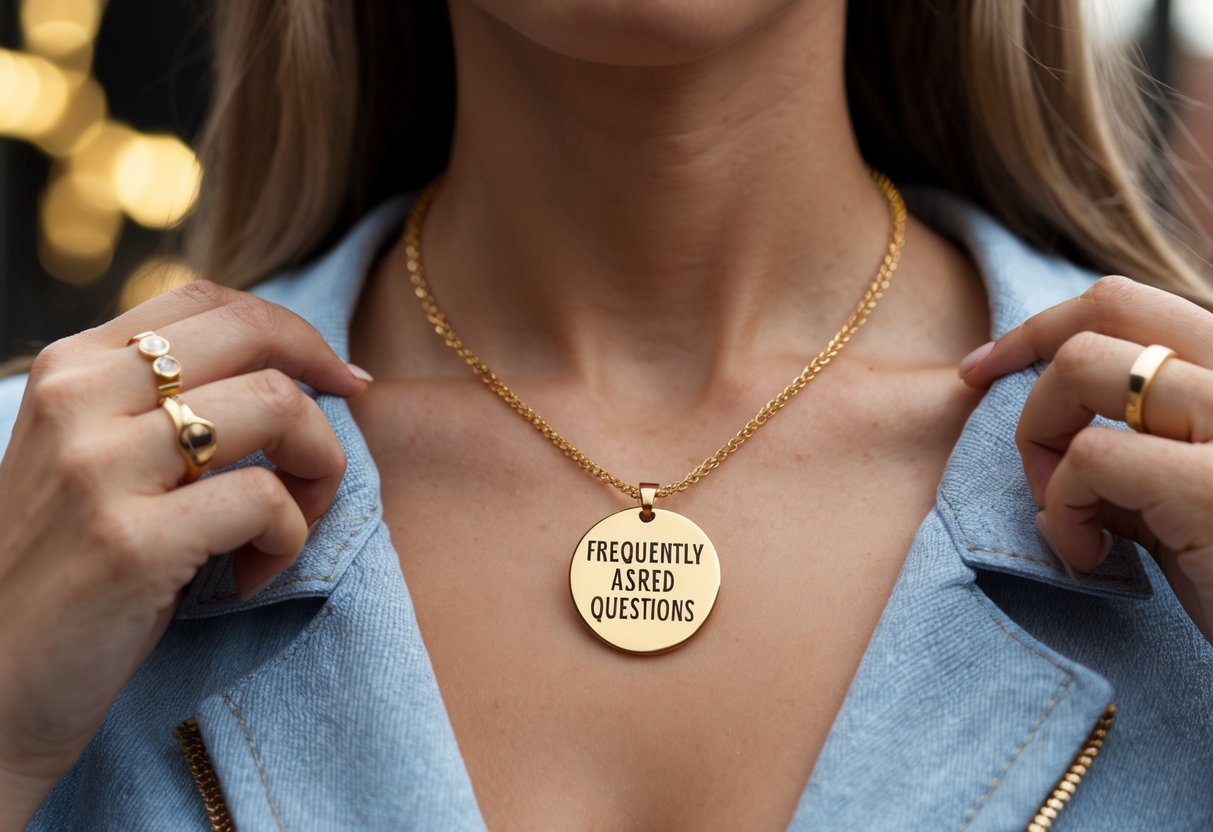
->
[128, 330, 182, 398]
[1125, 344, 1177, 433]
[160, 395, 218, 483]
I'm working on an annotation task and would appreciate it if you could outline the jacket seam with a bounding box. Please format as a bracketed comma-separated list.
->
[223, 603, 337, 694]
[966, 544, 1137, 585]
[957, 586, 1075, 830]
[939, 465, 1144, 592]
[194, 505, 377, 605]
[224, 694, 289, 832]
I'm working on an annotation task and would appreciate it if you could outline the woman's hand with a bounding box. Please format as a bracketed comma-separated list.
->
[959, 275, 1213, 643]
[0, 280, 367, 826]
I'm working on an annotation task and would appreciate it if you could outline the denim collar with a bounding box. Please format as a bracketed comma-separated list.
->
[911, 193, 1150, 600]
[177, 198, 406, 617]
[177, 188, 1150, 618]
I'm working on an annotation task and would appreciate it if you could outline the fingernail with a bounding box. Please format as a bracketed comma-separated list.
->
[238, 576, 276, 602]
[346, 362, 374, 382]
[307, 519, 321, 538]
[1096, 529, 1114, 567]
[958, 341, 995, 377]
[1035, 511, 1077, 580]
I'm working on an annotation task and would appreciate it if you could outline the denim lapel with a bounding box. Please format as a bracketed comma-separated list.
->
[788, 363, 1125, 830]
[789, 496, 1117, 829]
[187, 518, 485, 831]
[176, 197, 414, 619]
[790, 191, 1152, 827]
[903, 188, 1151, 600]
[171, 196, 483, 828]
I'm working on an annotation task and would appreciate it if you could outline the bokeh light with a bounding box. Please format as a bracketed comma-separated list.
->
[2, 2, 205, 308]
[0, 49, 72, 139]
[66, 120, 138, 211]
[112, 133, 201, 228]
[34, 75, 107, 156]
[37, 171, 122, 284]
[21, 0, 104, 59]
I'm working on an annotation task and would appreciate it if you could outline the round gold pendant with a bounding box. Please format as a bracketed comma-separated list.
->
[569, 496, 721, 655]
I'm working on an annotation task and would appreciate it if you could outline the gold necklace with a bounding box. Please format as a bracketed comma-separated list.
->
[403, 171, 907, 654]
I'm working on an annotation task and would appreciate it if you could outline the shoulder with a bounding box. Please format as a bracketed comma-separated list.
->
[906, 187, 1103, 337]
[246, 195, 415, 341]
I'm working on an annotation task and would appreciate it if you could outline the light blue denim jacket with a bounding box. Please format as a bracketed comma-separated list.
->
[2, 191, 1211, 830]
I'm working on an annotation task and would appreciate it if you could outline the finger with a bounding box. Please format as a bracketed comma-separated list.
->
[126, 369, 347, 522]
[76, 280, 238, 347]
[1016, 332, 1213, 504]
[1040, 425, 1213, 572]
[107, 293, 366, 413]
[160, 465, 308, 558]
[228, 541, 301, 601]
[155, 465, 308, 589]
[962, 275, 1213, 388]
[124, 465, 308, 603]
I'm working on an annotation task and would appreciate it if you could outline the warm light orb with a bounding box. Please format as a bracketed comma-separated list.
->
[66, 120, 137, 211]
[0, 49, 71, 138]
[118, 256, 199, 312]
[113, 134, 202, 227]
[34, 74, 106, 156]
[20, 0, 103, 58]
[38, 172, 122, 284]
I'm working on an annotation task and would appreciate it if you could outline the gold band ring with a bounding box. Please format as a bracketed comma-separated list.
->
[128, 331, 183, 398]
[1125, 344, 1177, 433]
[160, 395, 218, 483]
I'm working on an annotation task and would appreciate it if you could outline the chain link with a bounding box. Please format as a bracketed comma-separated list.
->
[403, 171, 907, 501]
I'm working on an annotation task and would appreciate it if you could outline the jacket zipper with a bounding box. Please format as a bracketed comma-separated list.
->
[173, 717, 236, 832]
[1025, 703, 1116, 831]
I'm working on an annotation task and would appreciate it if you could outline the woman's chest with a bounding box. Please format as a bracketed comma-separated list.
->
[350, 368, 980, 829]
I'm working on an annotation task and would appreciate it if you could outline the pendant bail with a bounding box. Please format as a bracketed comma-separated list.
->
[639, 482, 658, 522]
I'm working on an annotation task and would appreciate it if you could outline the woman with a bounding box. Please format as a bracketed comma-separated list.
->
[2, 0, 1212, 828]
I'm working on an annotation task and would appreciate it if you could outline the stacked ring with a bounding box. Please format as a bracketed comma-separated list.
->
[128, 331, 183, 398]
[160, 395, 218, 483]
[128, 330, 218, 483]
[1125, 344, 1177, 433]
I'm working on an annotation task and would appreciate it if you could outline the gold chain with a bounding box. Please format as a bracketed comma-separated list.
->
[403, 170, 907, 502]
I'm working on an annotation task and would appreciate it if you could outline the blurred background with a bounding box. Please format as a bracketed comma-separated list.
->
[1, 0, 1212, 362]
[0, 0, 207, 365]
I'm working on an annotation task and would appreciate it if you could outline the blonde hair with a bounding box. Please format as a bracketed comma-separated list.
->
[188, 0, 1211, 301]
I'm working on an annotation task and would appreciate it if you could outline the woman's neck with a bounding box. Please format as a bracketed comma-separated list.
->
[383, 1, 930, 398]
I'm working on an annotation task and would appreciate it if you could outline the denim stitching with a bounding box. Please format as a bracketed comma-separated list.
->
[957, 675, 1072, 830]
[939, 461, 1144, 592]
[956, 592, 1076, 829]
[966, 544, 1136, 585]
[196, 507, 376, 605]
[224, 694, 289, 832]
[942, 489, 1107, 828]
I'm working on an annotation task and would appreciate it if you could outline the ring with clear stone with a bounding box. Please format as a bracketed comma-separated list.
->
[128, 331, 183, 399]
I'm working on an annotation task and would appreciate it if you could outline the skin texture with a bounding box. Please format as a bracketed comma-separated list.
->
[0, 0, 1210, 829]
